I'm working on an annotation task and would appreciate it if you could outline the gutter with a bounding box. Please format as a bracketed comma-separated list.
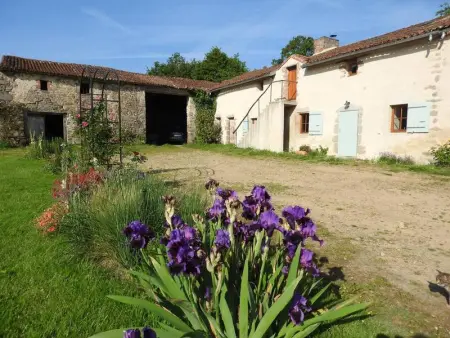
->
[302, 29, 450, 68]
[210, 71, 277, 93]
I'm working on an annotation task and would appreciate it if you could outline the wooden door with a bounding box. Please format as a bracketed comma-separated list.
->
[288, 67, 297, 100]
[338, 110, 358, 157]
[27, 114, 45, 139]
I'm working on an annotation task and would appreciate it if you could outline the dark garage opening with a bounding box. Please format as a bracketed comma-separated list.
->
[145, 93, 188, 145]
[27, 113, 64, 140]
[45, 114, 64, 139]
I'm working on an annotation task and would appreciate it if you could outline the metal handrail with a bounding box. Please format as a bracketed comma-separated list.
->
[233, 79, 297, 134]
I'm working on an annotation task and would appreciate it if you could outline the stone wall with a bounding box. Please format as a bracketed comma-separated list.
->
[0, 72, 27, 146]
[0, 71, 147, 144]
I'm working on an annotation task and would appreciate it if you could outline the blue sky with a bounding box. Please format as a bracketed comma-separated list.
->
[0, 0, 444, 73]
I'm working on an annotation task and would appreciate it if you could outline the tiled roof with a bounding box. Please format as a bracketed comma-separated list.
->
[210, 63, 281, 91]
[0, 55, 216, 91]
[306, 14, 450, 65]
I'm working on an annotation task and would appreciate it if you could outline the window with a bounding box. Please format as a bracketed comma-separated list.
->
[300, 113, 309, 133]
[80, 82, 90, 94]
[40, 80, 48, 91]
[346, 58, 358, 75]
[391, 104, 408, 132]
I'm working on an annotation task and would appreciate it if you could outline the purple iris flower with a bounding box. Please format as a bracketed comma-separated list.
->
[282, 206, 307, 229]
[251, 185, 271, 203]
[289, 294, 312, 325]
[123, 329, 141, 338]
[300, 219, 324, 246]
[242, 196, 258, 220]
[207, 198, 226, 221]
[233, 221, 261, 243]
[142, 327, 157, 338]
[300, 248, 320, 277]
[260, 210, 280, 237]
[216, 187, 238, 201]
[205, 287, 212, 301]
[165, 227, 203, 276]
[283, 230, 304, 259]
[214, 229, 231, 251]
[282, 265, 289, 276]
[123, 221, 155, 249]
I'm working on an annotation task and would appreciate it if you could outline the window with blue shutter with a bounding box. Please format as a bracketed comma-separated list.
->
[406, 102, 430, 133]
[308, 112, 323, 135]
[242, 118, 249, 133]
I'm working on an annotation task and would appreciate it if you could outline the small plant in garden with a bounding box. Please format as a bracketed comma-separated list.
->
[35, 202, 68, 233]
[76, 101, 120, 166]
[92, 180, 369, 338]
[430, 139, 450, 167]
[378, 152, 415, 165]
[52, 167, 104, 201]
[299, 145, 312, 154]
[130, 151, 148, 164]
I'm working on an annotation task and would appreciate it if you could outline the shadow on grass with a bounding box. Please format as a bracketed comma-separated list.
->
[428, 281, 450, 305]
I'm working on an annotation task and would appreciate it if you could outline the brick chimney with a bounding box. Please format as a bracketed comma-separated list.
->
[314, 36, 339, 55]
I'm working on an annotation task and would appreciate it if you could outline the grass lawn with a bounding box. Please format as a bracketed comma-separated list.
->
[0, 149, 154, 338]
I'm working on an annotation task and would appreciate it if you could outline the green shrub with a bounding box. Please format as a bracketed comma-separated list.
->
[430, 140, 450, 167]
[378, 152, 415, 165]
[299, 145, 312, 153]
[194, 90, 222, 144]
[311, 145, 328, 157]
[60, 168, 207, 268]
[75, 102, 119, 166]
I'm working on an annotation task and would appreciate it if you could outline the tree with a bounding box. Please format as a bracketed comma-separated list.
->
[436, 2, 450, 16]
[193, 47, 248, 82]
[147, 53, 197, 79]
[272, 35, 315, 65]
[147, 47, 248, 82]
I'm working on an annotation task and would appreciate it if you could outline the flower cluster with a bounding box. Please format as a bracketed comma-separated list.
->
[164, 226, 204, 276]
[122, 179, 326, 326]
[52, 167, 103, 200]
[35, 202, 68, 233]
[123, 220, 155, 249]
[242, 185, 273, 220]
[123, 327, 156, 338]
[289, 294, 312, 325]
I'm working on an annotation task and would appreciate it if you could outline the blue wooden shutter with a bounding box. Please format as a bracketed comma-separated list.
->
[406, 103, 430, 133]
[242, 118, 249, 133]
[309, 112, 323, 135]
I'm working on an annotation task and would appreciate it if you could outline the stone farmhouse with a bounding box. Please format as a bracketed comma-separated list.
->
[1, 14, 450, 163]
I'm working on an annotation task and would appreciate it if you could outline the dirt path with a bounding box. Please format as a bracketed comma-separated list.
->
[142, 148, 450, 332]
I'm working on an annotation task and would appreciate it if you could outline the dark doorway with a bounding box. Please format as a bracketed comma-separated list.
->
[145, 93, 188, 145]
[27, 113, 64, 140]
[45, 114, 64, 139]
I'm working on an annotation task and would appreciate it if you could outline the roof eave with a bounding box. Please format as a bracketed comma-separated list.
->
[210, 72, 277, 93]
[302, 29, 449, 68]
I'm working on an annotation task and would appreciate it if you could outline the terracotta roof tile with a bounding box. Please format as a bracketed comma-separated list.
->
[211, 63, 281, 91]
[0, 55, 216, 91]
[307, 14, 450, 65]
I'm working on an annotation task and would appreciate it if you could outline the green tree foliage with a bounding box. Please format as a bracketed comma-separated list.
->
[147, 53, 198, 79]
[192, 47, 248, 82]
[193, 91, 221, 144]
[147, 47, 248, 83]
[272, 35, 315, 65]
[436, 2, 450, 16]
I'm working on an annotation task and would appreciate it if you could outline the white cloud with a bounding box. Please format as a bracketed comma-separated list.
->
[81, 8, 134, 35]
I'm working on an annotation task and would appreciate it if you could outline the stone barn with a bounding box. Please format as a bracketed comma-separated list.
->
[0, 55, 215, 145]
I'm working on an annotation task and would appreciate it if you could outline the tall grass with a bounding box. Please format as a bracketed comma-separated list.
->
[61, 168, 208, 269]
